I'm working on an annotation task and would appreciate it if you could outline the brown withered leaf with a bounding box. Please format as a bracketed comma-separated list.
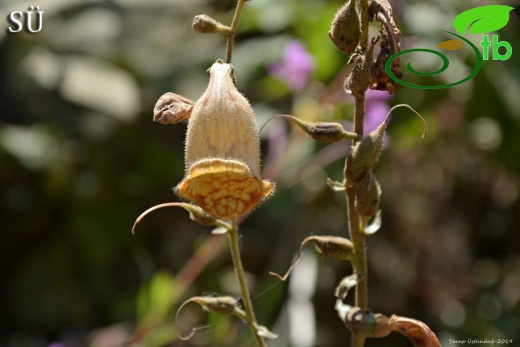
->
[368, 0, 402, 95]
[389, 315, 442, 347]
[153, 92, 195, 124]
[336, 305, 441, 346]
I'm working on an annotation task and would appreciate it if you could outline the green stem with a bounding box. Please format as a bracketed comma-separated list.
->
[228, 220, 267, 347]
[226, 0, 247, 63]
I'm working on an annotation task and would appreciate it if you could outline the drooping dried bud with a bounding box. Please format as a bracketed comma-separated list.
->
[192, 14, 230, 34]
[176, 60, 274, 220]
[269, 115, 361, 143]
[328, 0, 362, 54]
[132, 202, 228, 233]
[270, 235, 355, 281]
[346, 41, 375, 98]
[354, 170, 381, 219]
[192, 295, 239, 315]
[153, 92, 195, 124]
[176, 295, 244, 340]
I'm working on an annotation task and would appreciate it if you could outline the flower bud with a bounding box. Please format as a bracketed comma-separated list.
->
[270, 235, 355, 281]
[176, 295, 244, 340]
[345, 119, 386, 182]
[153, 92, 195, 124]
[275, 115, 360, 142]
[328, 0, 362, 54]
[176, 60, 273, 220]
[346, 104, 426, 183]
[354, 171, 381, 219]
[192, 14, 230, 34]
[346, 42, 375, 98]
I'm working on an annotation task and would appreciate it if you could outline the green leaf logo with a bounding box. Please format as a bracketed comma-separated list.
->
[453, 5, 514, 35]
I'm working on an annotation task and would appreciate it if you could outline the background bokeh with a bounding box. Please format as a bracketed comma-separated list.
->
[1, 0, 519, 346]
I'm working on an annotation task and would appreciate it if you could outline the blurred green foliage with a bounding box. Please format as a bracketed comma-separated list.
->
[1, 0, 519, 346]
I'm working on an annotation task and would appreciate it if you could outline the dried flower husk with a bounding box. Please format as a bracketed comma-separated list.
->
[192, 14, 231, 34]
[153, 92, 195, 124]
[175, 60, 273, 220]
[368, 0, 402, 95]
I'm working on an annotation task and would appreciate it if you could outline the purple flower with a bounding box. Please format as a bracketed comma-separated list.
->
[364, 89, 391, 134]
[269, 41, 315, 91]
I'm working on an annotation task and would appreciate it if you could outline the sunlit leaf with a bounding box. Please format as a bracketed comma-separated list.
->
[453, 5, 514, 35]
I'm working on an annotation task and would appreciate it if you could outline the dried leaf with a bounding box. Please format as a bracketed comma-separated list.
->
[368, 0, 402, 95]
[389, 315, 442, 347]
[336, 306, 441, 344]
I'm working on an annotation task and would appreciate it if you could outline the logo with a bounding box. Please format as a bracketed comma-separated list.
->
[385, 5, 514, 89]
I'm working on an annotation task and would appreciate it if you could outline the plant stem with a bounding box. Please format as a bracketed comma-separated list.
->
[226, 0, 247, 63]
[228, 220, 267, 347]
[345, 181, 367, 347]
[348, 0, 369, 343]
[354, 94, 365, 136]
[358, 0, 369, 51]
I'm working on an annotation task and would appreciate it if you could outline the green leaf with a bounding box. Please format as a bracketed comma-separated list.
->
[453, 5, 514, 35]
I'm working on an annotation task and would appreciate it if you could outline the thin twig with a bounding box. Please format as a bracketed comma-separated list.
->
[228, 219, 267, 347]
[226, 0, 247, 63]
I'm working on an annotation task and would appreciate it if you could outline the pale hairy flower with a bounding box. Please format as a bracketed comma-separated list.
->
[175, 59, 274, 220]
